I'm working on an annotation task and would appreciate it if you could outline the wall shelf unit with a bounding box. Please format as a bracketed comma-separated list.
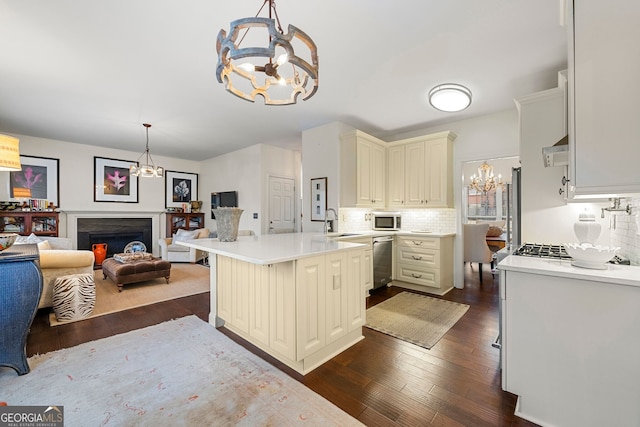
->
[0, 211, 59, 237]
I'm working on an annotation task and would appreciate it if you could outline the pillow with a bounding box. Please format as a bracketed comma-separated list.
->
[172, 229, 200, 243]
[37, 240, 52, 251]
[486, 226, 503, 237]
[15, 233, 44, 245]
[477, 220, 506, 229]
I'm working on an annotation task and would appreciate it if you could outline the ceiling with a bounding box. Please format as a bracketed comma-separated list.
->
[0, 1, 567, 161]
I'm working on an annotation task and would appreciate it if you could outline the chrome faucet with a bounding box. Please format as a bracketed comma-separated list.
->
[324, 208, 338, 234]
[601, 197, 632, 218]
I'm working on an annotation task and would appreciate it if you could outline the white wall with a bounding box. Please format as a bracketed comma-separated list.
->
[261, 144, 302, 234]
[301, 121, 355, 233]
[199, 143, 301, 236]
[200, 144, 259, 235]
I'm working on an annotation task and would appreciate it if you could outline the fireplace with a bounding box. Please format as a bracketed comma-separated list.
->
[77, 218, 153, 257]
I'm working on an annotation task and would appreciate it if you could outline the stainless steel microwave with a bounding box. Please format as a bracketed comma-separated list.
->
[372, 212, 402, 230]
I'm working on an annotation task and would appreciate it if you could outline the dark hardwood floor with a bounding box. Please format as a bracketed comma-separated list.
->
[26, 264, 538, 426]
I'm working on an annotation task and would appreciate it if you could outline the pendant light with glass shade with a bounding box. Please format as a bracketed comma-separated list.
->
[130, 123, 164, 178]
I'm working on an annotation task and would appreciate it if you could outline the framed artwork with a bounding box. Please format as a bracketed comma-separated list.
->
[165, 170, 198, 209]
[310, 177, 327, 221]
[9, 155, 60, 207]
[94, 156, 139, 203]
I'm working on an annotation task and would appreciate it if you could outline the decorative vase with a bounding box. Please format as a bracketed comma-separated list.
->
[190, 200, 203, 213]
[92, 243, 108, 266]
[215, 207, 243, 242]
[573, 212, 601, 245]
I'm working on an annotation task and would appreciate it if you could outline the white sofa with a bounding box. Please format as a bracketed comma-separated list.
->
[158, 228, 210, 263]
[16, 235, 95, 309]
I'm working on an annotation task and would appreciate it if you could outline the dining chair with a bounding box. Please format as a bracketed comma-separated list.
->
[463, 223, 495, 283]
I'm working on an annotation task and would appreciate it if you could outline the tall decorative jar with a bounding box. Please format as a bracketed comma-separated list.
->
[215, 207, 244, 242]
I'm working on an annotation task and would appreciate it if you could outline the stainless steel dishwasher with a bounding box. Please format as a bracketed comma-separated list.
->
[372, 235, 393, 289]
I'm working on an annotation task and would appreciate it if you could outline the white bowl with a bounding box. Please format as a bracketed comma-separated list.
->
[563, 243, 619, 270]
[0, 233, 18, 252]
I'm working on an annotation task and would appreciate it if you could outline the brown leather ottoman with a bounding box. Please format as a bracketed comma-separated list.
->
[101, 257, 171, 292]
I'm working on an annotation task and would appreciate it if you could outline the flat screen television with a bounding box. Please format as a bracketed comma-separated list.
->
[211, 191, 238, 219]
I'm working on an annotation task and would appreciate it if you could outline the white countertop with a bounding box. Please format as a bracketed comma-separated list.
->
[498, 254, 640, 288]
[177, 232, 365, 265]
[327, 230, 456, 239]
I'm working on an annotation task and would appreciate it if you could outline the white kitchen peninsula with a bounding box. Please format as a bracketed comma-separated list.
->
[499, 256, 640, 427]
[178, 233, 368, 375]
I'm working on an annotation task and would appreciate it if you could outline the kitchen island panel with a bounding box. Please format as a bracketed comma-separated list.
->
[213, 248, 366, 375]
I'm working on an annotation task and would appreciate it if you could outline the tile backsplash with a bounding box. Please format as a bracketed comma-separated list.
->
[339, 208, 456, 234]
[608, 197, 640, 265]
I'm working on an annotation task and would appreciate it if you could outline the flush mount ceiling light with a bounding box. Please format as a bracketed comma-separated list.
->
[216, 0, 319, 105]
[428, 83, 472, 112]
[130, 123, 164, 178]
[0, 134, 21, 171]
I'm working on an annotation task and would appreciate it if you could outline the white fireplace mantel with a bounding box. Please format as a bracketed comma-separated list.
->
[64, 211, 164, 256]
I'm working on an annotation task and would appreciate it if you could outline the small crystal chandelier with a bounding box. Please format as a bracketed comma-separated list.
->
[130, 123, 164, 178]
[215, 0, 319, 105]
[470, 162, 503, 193]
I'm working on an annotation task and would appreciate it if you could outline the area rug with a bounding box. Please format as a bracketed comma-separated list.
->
[49, 263, 210, 326]
[365, 291, 469, 349]
[0, 316, 363, 426]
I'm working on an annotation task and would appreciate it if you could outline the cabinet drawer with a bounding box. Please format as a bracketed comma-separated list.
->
[396, 246, 440, 268]
[396, 235, 440, 250]
[396, 263, 440, 288]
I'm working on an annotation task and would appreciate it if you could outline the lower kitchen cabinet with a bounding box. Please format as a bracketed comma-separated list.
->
[500, 267, 640, 427]
[394, 234, 454, 295]
[217, 256, 295, 359]
[216, 247, 366, 374]
[338, 235, 373, 293]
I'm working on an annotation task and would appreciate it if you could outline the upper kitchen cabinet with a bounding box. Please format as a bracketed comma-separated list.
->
[569, 0, 640, 196]
[340, 130, 386, 208]
[388, 131, 456, 208]
[387, 144, 405, 206]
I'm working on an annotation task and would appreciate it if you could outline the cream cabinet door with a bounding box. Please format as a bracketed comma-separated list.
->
[296, 255, 326, 359]
[424, 138, 453, 207]
[404, 140, 426, 206]
[370, 141, 386, 207]
[216, 255, 233, 322]
[269, 262, 296, 360]
[363, 248, 373, 293]
[249, 264, 270, 347]
[356, 138, 374, 206]
[356, 136, 386, 207]
[387, 144, 405, 207]
[217, 256, 251, 334]
[231, 258, 251, 334]
[325, 252, 347, 343]
[346, 249, 366, 331]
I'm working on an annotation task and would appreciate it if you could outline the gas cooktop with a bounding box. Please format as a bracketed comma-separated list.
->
[513, 243, 630, 265]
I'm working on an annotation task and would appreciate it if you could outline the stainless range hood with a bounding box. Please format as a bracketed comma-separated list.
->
[542, 135, 568, 167]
